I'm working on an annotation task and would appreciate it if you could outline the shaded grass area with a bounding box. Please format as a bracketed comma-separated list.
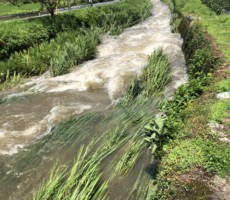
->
[201, 0, 230, 14]
[152, 0, 230, 199]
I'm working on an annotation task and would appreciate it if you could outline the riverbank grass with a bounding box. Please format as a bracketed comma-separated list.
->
[152, 0, 230, 199]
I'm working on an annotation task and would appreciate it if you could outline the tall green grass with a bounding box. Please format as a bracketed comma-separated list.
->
[142, 49, 170, 96]
[0, 20, 49, 60]
[34, 146, 108, 200]
[0, 27, 101, 77]
[121, 49, 170, 105]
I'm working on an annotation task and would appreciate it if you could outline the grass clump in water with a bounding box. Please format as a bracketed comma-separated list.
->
[142, 49, 170, 96]
[121, 48, 170, 105]
[34, 146, 108, 200]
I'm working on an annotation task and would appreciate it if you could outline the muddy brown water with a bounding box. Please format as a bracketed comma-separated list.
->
[0, 0, 187, 199]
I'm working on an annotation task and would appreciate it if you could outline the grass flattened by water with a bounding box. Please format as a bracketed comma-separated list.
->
[34, 146, 109, 200]
[30, 48, 172, 199]
[115, 139, 144, 175]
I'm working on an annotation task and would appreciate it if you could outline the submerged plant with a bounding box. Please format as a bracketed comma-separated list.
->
[34, 146, 108, 200]
[115, 139, 144, 175]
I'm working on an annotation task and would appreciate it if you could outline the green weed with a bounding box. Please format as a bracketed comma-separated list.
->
[210, 100, 230, 122]
[161, 139, 205, 174]
[215, 78, 230, 92]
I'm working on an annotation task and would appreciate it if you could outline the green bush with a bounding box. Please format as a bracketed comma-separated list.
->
[0, 21, 49, 60]
[188, 48, 216, 79]
[0, 28, 101, 78]
[183, 24, 210, 60]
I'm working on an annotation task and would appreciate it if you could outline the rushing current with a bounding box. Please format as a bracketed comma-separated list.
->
[0, 0, 188, 199]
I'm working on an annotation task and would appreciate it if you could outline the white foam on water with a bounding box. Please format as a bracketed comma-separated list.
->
[0, 144, 25, 155]
[0, 104, 91, 155]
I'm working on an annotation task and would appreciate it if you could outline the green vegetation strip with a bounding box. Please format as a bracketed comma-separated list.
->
[0, 0, 152, 87]
[0, 2, 40, 16]
[150, 0, 230, 199]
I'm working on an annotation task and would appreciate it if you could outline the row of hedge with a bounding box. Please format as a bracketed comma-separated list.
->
[0, 0, 152, 83]
[201, 0, 230, 14]
[0, 0, 151, 60]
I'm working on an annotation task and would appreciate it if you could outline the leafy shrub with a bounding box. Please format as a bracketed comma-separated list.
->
[188, 48, 216, 79]
[0, 21, 49, 60]
[183, 24, 210, 61]
[0, 28, 101, 78]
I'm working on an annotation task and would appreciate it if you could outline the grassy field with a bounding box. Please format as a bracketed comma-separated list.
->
[0, 2, 41, 15]
[0, 0, 100, 16]
[175, 0, 230, 62]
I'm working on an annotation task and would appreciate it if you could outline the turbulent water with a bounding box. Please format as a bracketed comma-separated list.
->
[0, 0, 187, 199]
